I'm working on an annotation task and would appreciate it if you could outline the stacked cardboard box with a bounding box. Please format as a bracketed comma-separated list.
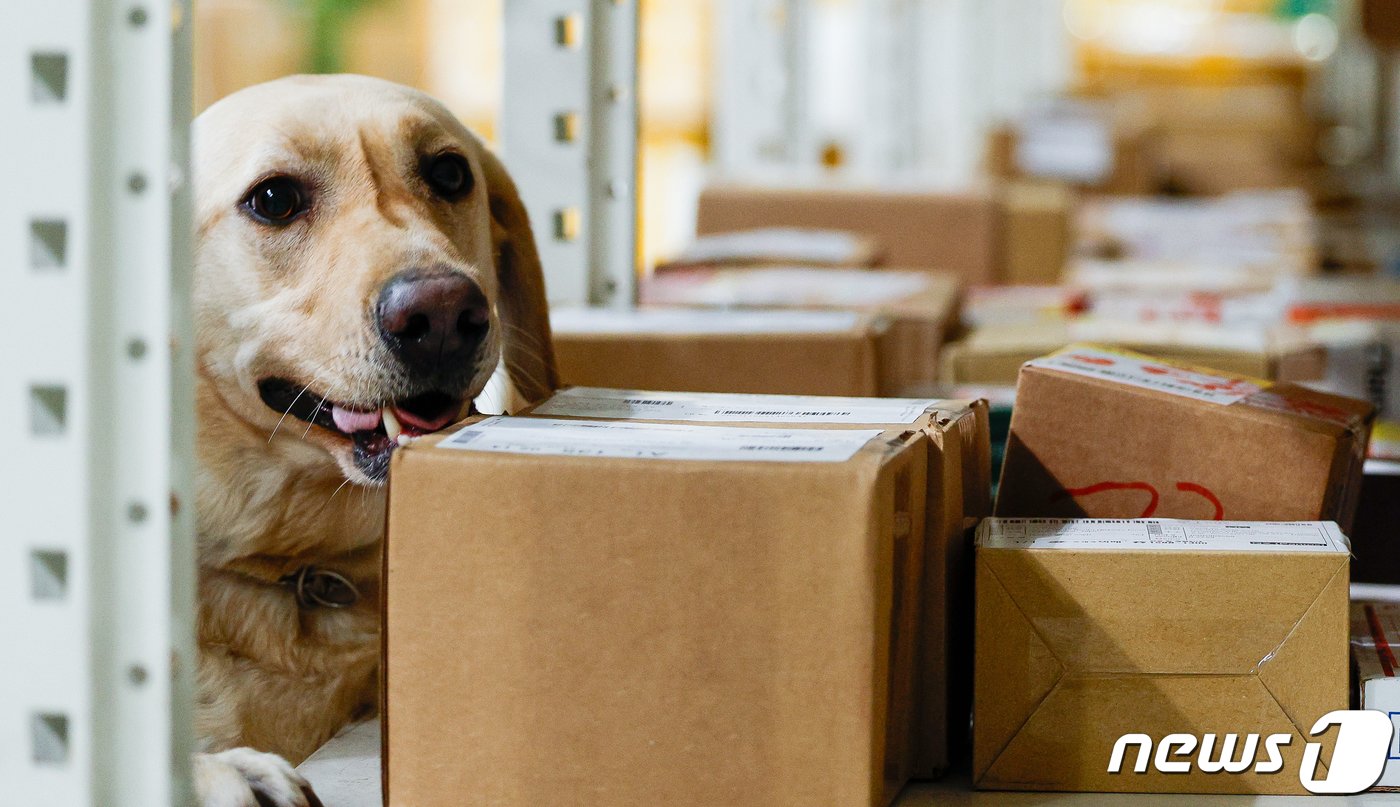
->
[998, 181, 1074, 285]
[975, 518, 1350, 795]
[995, 344, 1374, 530]
[661, 227, 881, 269]
[696, 184, 1001, 285]
[386, 417, 928, 806]
[524, 387, 991, 776]
[640, 266, 961, 395]
[549, 307, 881, 396]
[940, 322, 1323, 386]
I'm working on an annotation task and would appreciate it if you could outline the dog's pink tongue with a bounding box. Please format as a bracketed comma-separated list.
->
[331, 405, 382, 433]
[394, 406, 458, 433]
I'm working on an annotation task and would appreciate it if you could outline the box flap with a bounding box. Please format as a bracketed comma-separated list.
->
[1255, 559, 1350, 737]
[977, 544, 1343, 676]
[978, 675, 1312, 793]
[972, 559, 1064, 782]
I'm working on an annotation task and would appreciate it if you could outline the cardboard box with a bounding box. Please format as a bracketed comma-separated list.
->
[640, 266, 961, 394]
[985, 99, 1159, 195]
[1074, 190, 1318, 277]
[940, 323, 1325, 386]
[975, 518, 1351, 795]
[696, 184, 1001, 285]
[386, 417, 928, 807]
[999, 182, 1073, 285]
[1352, 599, 1400, 791]
[661, 227, 880, 269]
[996, 344, 1375, 531]
[550, 307, 880, 396]
[524, 386, 992, 775]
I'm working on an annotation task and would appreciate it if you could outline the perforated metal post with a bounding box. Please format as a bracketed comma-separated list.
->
[1, 0, 196, 805]
[502, 0, 639, 308]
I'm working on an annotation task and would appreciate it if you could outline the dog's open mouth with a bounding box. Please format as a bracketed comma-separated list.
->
[258, 378, 467, 480]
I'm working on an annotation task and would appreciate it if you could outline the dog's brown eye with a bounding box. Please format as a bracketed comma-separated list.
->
[422, 153, 472, 199]
[245, 177, 307, 224]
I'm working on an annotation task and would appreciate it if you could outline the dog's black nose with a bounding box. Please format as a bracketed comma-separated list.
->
[376, 271, 490, 374]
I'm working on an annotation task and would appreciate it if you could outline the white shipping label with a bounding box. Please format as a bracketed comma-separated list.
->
[978, 518, 1350, 554]
[549, 306, 862, 335]
[533, 387, 946, 424]
[677, 228, 869, 265]
[1029, 345, 1264, 404]
[439, 416, 883, 463]
[643, 267, 930, 308]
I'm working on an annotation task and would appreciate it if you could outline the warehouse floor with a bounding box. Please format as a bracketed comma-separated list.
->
[298, 718, 1400, 806]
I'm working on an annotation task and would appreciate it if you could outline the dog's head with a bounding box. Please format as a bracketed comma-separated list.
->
[193, 75, 556, 484]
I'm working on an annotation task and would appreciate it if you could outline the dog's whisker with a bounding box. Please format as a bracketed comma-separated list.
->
[268, 369, 331, 443]
[328, 474, 355, 502]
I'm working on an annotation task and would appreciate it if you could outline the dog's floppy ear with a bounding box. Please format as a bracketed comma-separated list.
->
[480, 147, 558, 404]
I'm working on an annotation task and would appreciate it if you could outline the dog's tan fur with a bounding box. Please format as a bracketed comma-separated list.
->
[191, 75, 555, 801]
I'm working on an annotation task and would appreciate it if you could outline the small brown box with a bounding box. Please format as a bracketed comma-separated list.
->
[999, 182, 1073, 285]
[524, 387, 993, 775]
[974, 518, 1350, 795]
[995, 344, 1374, 531]
[550, 307, 881, 396]
[641, 266, 961, 395]
[386, 418, 927, 807]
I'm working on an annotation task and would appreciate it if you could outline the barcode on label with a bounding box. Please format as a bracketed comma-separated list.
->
[738, 445, 823, 452]
[624, 399, 674, 406]
[1147, 523, 1165, 541]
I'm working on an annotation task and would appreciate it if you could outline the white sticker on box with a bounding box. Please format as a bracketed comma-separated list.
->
[533, 387, 946, 424]
[1028, 346, 1264, 404]
[643, 267, 930, 308]
[549, 306, 862, 335]
[676, 228, 869, 265]
[978, 518, 1350, 554]
[439, 416, 883, 463]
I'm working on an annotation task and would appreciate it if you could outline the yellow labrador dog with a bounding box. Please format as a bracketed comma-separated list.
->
[191, 74, 556, 806]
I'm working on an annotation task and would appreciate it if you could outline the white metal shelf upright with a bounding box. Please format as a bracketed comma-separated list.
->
[503, 0, 639, 308]
[1, 0, 196, 805]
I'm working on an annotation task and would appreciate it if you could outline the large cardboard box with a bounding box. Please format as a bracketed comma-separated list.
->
[996, 345, 1374, 531]
[386, 417, 928, 807]
[974, 518, 1350, 795]
[525, 386, 993, 775]
[550, 307, 880, 396]
[640, 266, 961, 394]
[696, 184, 1001, 284]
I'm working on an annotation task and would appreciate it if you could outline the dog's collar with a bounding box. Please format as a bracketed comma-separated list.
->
[279, 565, 360, 609]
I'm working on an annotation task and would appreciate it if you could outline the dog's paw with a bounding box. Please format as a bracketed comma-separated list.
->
[194, 747, 324, 807]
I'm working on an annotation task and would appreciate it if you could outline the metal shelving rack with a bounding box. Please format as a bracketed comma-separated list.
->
[1, 0, 196, 805]
[503, 0, 639, 308]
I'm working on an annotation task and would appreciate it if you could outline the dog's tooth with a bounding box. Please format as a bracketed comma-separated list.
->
[383, 407, 403, 441]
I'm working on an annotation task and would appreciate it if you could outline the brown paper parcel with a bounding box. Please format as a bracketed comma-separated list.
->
[974, 518, 1350, 795]
[385, 417, 928, 807]
[995, 344, 1374, 532]
[549, 307, 881, 396]
[524, 387, 993, 775]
